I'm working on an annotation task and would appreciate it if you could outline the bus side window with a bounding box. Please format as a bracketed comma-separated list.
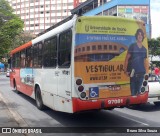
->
[58, 29, 72, 68]
[26, 56, 33, 67]
[20, 52, 26, 68]
[62, 54, 71, 66]
[26, 47, 33, 67]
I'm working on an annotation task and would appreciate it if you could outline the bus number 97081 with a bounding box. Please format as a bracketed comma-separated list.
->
[108, 99, 123, 105]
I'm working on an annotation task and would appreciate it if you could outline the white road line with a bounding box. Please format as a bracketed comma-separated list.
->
[120, 114, 149, 126]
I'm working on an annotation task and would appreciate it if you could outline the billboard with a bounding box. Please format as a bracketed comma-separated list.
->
[118, 6, 149, 24]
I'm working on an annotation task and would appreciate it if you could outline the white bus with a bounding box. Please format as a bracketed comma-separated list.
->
[10, 15, 149, 113]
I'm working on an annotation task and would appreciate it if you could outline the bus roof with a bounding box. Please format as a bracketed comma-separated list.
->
[10, 41, 32, 55]
[32, 15, 77, 45]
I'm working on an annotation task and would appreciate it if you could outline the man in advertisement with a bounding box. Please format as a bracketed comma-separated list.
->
[124, 28, 147, 96]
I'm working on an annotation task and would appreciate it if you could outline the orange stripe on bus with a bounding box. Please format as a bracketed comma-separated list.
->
[10, 41, 32, 55]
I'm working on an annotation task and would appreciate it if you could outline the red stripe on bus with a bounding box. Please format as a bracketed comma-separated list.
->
[10, 41, 32, 55]
[72, 92, 148, 112]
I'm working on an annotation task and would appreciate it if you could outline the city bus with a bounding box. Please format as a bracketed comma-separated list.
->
[9, 15, 149, 113]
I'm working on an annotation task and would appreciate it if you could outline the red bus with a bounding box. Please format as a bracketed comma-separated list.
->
[9, 15, 149, 113]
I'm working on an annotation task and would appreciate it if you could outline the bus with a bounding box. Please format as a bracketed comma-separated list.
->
[9, 15, 149, 113]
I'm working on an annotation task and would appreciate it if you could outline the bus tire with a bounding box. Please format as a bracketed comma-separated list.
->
[35, 86, 45, 110]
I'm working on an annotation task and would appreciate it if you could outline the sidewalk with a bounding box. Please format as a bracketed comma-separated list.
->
[0, 93, 23, 135]
[0, 94, 19, 127]
[0, 93, 37, 136]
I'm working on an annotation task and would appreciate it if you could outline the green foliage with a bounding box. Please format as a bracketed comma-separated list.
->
[0, 0, 24, 59]
[1, 18, 24, 39]
[0, 31, 11, 52]
[0, 0, 13, 12]
[11, 32, 35, 49]
[148, 37, 160, 67]
[148, 38, 160, 55]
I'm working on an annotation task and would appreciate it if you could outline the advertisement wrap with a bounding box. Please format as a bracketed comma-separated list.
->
[74, 16, 148, 99]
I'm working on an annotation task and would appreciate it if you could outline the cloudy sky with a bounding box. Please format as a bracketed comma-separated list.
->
[150, 0, 160, 38]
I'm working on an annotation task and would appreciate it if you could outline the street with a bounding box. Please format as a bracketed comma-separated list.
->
[1, 74, 160, 136]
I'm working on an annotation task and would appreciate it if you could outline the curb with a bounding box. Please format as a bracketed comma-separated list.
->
[0, 93, 29, 127]
[0, 93, 37, 136]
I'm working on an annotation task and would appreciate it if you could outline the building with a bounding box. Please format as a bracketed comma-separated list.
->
[74, 41, 127, 62]
[74, 0, 87, 7]
[8, 0, 151, 38]
[71, 0, 151, 38]
[7, 0, 75, 35]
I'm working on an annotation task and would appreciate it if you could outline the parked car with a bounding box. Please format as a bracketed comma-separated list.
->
[6, 69, 10, 77]
[148, 74, 160, 106]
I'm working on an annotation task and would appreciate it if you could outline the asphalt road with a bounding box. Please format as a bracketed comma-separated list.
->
[1, 74, 160, 136]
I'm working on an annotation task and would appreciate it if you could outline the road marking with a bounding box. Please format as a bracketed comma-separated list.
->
[120, 114, 149, 126]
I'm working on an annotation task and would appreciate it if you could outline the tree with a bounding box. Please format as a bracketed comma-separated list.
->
[148, 37, 160, 67]
[11, 32, 36, 49]
[0, 0, 24, 61]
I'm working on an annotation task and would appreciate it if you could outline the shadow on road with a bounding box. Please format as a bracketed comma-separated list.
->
[11, 90, 147, 128]
[127, 102, 160, 112]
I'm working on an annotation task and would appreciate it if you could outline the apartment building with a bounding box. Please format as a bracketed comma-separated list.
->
[8, 0, 76, 34]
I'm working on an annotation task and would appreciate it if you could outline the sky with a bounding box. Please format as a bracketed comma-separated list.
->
[150, 0, 160, 38]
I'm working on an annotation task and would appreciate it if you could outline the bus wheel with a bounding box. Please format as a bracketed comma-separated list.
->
[35, 86, 45, 110]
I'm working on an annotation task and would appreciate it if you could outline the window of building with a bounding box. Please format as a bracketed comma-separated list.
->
[30, 0, 34, 3]
[114, 45, 117, 50]
[98, 45, 102, 50]
[87, 46, 90, 51]
[92, 45, 96, 50]
[109, 45, 112, 50]
[30, 24, 34, 27]
[104, 45, 107, 50]
[77, 48, 80, 52]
